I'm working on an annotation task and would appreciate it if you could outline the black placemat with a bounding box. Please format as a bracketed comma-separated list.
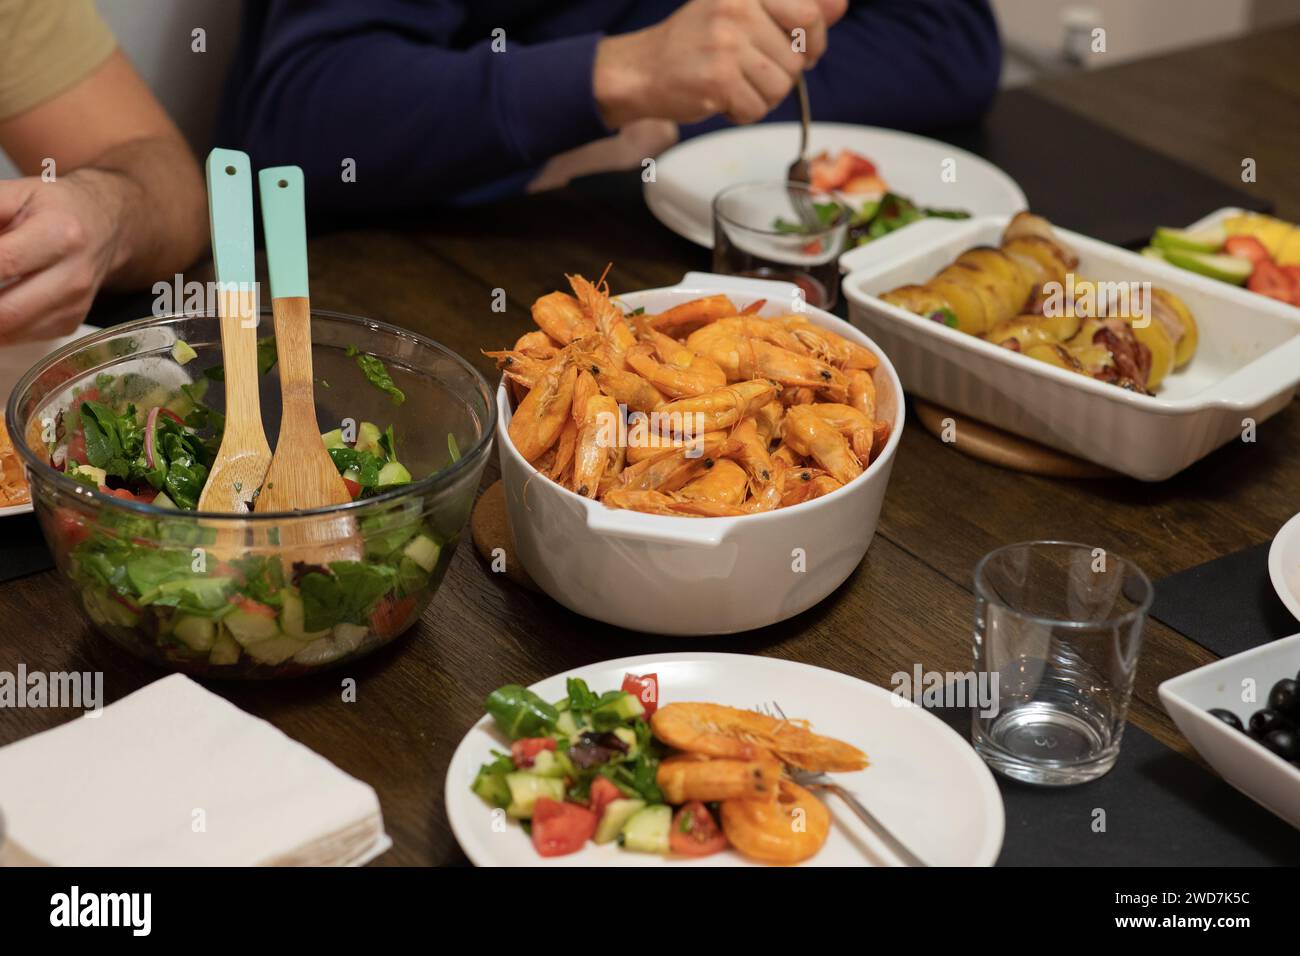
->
[931, 706, 1300, 865]
[1149, 543, 1296, 657]
[0, 513, 53, 585]
[934, 89, 1271, 248]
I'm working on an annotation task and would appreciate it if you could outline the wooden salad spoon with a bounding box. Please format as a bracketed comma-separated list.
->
[196, 149, 271, 513]
[254, 166, 352, 513]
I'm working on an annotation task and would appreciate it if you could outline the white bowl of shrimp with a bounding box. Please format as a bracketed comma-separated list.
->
[492, 271, 904, 635]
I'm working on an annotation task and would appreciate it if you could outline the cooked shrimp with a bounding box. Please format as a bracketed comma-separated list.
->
[483, 348, 554, 391]
[579, 353, 664, 413]
[754, 401, 784, 443]
[531, 291, 594, 345]
[782, 472, 842, 506]
[720, 780, 830, 864]
[847, 368, 877, 420]
[624, 427, 727, 464]
[653, 701, 867, 771]
[573, 394, 620, 498]
[508, 361, 576, 462]
[601, 488, 748, 516]
[776, 316, 879, 371]
[725, 417, 776, 490]
[780, 386, 817, 407]
[515, 329, 559, 356]
[626, 342, 726, 399]
[781, 405, 863, 485]
[548, 418, 578, 482]
[687, 324, 846, 395]
[656, 754, 781, 804]
[648, 294, 737, 335]
[654, 380, 779, 433]
[677, 458, 749, 508]
[615, 434, 730, 494]
[809, 403, 874, 463]
[569, 271, 637, 363]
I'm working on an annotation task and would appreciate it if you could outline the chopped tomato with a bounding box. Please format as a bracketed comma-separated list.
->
[622, 672, 659, 717]
[1224, 235, 1271, 266]
[669, 801, 727, 856]
[97, 485, 156, 504]
[342, 477, 362, 499]
[52, 507, 89, 549]
[1248, 260, 1296, 302]
[368, 593, 416, 638]
[588, 776, 623, 816]
[531, 798, 597, 857]
[64, 429, 88, 466]
[231, 594, 277, 618]
[800, 239, 823, 256]
[810, 150, 880, 193]
[510, 737, 557, 769]
[155, 407, 184, 425]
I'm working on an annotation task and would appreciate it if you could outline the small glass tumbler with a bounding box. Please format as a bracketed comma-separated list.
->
[712, 181, 848, 310]
[972, 541, 1153, 786]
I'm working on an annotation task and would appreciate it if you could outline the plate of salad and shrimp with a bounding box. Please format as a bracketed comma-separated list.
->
[445, 653, 1005, 866]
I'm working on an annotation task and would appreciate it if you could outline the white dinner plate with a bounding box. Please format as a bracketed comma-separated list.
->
[445, 652, 1005, 867]
[1269, 512, 1300, 623]
[1, 324, 100, 518]
[644, 121, 1027, 249]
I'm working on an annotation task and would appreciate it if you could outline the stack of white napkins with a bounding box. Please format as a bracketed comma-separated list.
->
[0, 674, 390, 866]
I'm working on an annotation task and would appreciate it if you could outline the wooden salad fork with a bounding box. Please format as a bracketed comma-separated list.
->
[757, 699, 929, 867]
[253, 166, 352, 513]
[196, 149, 272, 513]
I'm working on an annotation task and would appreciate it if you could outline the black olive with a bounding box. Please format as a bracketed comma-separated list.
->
[1261, 728, 1300, 761]
[1268, 678, 1300, 719]
[1248, 708, 1291, 739]
[1208, 708, 1244, 732]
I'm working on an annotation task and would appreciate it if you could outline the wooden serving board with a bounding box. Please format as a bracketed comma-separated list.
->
[912, 399, 1115, 479]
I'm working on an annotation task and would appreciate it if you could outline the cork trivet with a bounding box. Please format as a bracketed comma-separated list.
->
[470, 480, 537, 591]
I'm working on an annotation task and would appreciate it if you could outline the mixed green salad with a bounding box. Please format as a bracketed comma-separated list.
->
[774, 192, 970, 249]
[471, 673, 727, 859]
[39, 344, 463, 674]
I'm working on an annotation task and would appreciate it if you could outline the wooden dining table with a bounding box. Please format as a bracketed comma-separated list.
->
[3, 26, 1299, 866]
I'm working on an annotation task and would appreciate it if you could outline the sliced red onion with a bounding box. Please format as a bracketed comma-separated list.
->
[145, 406, 159, 470]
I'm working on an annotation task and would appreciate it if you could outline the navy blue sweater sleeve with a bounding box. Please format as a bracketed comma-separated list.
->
[221, 0, 611, 213]
[682, 0, 1002, 139]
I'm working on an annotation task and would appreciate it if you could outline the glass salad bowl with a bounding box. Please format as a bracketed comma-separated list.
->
[5, 309, 494, 678]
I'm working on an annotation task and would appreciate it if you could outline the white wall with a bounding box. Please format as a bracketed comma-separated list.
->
[1, 0, 240, 178]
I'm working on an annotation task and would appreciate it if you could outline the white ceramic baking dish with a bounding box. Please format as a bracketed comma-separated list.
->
[496, 272, 903, 635]
[1159, 633, 1300, 830]
[840, 215, 1300, 481]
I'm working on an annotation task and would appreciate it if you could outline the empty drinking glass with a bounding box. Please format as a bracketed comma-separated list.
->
[712, 181, 848, 309]
[972, 541, 1152, 786]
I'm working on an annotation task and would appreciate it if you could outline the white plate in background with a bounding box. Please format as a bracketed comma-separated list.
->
[1270, 513, 1300, 623]
[445, 652, 1005, 867]
[644, 121, 1027, 249]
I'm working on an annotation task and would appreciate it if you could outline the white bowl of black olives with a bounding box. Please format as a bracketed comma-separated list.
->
[1159, 633, 1300, 829]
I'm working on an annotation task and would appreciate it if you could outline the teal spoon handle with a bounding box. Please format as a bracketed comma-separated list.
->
[205, 149, 256, 290]
[258, 166, 309, 300]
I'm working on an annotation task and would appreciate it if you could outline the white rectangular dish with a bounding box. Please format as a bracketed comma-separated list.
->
[496, 272, 904, 636]
[1159, 633, 1300, 830]
[840, 215, 1300, 480]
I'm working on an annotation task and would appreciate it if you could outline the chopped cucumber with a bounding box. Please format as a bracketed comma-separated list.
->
[72, 464, 107, 486]
[1162, 248, 1253, 285]
[293, 635, 346, 666]
[83, 589, 139, 629]
[224, 607, 281, 647]
[595, 798, 645, 844]
[1152, 225, 1226, 254]
[243, 635, 306, 665]
[151, 492, 177, 510]
[280, 591, 329, 640]
[620, 804, 671, 854]
[321, 428, 346, 449]
[528, 749, 566, 779]
[332, 621, 369, 654]
[612, 726, 638, 757]
[376, 461, 412, 487]
[209, 628, 242, 665]
[555, 709, 587, 737]
[505, 773, 565, 819]
[355, 421, 382, 455]
[472, 769, 512, 809]
[595, 692, 645, 722]
[171, 339, 198, 365]
[173, 614, 216, 651]
[402, 534, 440, 572]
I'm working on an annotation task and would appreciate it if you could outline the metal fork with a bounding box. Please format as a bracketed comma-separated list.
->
[758, 700, 929, 867]
[784, 75, 819, 228]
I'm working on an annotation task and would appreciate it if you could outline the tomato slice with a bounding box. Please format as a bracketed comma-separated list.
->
[621, 672, 659, 717]
[52, 507, 89, 550]
[231, 594, 277, 618]
[669, 801, 727, 856]
[97, 485, 156, 504]
[510, 737, 557, 769]
[531, 798, 597, 857]
[369, 593, 416, 638]
[64, 429, 88, 466]
[1248, 260, 1296, 302]
[342, 477, 362, 499]
[588, 776, 623, 817]
[1224, 235, 1271, 266]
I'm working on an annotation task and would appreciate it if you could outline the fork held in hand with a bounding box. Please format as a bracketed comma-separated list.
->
[759, 700, 929, 867]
